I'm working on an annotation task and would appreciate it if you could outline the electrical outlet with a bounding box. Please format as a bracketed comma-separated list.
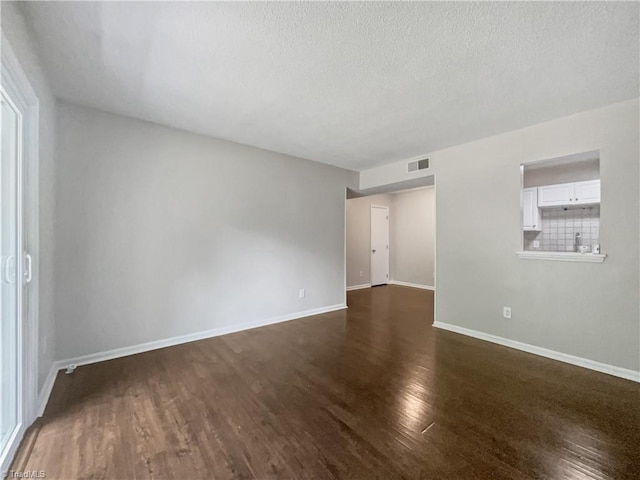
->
[299, 288, 305, 298]
[533, 240, 540, 249]
[359, 270, 364, 277]
[503, 307, 512, 319]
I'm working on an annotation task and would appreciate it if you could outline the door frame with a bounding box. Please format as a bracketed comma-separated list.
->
[370, 204, 389, 286]
[1, 33, 40, 473]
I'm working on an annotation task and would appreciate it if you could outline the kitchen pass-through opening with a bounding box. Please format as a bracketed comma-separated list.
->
[521, 151, 601, 255]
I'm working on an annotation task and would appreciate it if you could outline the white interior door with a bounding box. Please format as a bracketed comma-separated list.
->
[370, 205, 389, 286]
[0, 87, 21, 468]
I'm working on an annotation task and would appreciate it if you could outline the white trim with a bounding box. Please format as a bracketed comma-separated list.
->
[343, 188, 347, 306]
[433, 321, 640, 383]
[389, 280, 434, 291]
[432, 176, 437, 324]
[516, 251, 606, 263]
[35, 365, 58, 417]
[346, 283, 371, 291]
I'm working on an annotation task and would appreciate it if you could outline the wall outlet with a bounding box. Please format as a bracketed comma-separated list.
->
[532, 240, 540, 249]
[299, 288, 305, 298]
[503, 307, 512, 319]
[359, 270, 364, 277]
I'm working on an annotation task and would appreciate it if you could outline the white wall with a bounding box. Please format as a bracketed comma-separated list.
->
[359, 99, 640, 372]
[523, 158, 599, 187]
[2, 3, 57, 394]
[346, 194, 392, 287]
[390, 188, 435, 287]
[55, 101, 357, 360]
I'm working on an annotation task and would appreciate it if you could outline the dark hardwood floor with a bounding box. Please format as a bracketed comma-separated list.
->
[11, 286, 640, 479]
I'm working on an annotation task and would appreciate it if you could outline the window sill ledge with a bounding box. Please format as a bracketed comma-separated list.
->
[516, 251, 607, 263]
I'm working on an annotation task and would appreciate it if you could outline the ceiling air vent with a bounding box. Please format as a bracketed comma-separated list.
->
[407, 157, 430, 173]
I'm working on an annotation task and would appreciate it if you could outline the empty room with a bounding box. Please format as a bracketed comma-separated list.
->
[1, 1, 639, 479]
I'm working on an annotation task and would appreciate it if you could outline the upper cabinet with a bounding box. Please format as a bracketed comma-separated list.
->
[536, 182, 574, 207]
[573, 180, 601, 205]
[523, 187, 541, 231]
[538, 180, 600, 207]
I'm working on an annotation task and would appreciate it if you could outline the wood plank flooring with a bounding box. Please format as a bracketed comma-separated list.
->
[11, 285, 640, 479]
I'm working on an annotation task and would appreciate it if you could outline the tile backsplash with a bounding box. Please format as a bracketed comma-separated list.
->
[524, 205, 599, 252]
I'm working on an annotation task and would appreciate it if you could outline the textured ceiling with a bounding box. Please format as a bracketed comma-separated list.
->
[21, 1, 639, 171]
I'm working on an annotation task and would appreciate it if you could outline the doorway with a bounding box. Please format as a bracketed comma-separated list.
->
[345, 177, 436, 296]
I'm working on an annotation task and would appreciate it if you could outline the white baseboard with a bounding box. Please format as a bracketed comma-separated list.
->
[433, 321, 640, 383]
[61, 303, 347, 369]
[36, 363, 60, 417]
[38, 303, 347, 416]
[389, 280, 435, 291]
[346, 284, 371, 291]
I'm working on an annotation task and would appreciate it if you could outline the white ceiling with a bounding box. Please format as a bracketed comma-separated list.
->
[21, 1, 639, 171]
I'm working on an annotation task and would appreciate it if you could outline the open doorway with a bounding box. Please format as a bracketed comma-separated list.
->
[345, 176, 435, 294]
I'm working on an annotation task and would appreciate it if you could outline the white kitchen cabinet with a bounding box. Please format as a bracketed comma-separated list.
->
[537, 182, 574, 207]
[537, 180, 600, 207]
[573, 180, 601, 205]
[523, 187, 541, 231]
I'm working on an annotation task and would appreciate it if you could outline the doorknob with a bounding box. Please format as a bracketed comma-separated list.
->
[372, 249, 376, 253]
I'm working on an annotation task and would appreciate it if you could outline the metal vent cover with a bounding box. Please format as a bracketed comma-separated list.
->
[407, 157, 430, 172]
